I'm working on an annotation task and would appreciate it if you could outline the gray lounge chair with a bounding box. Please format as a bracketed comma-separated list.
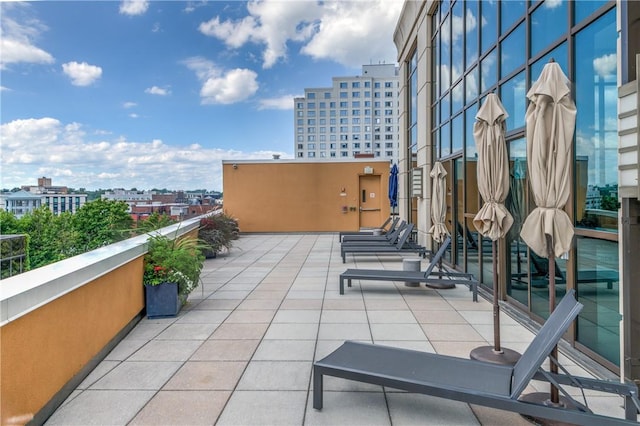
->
[338, 217, 398, 242]
[340, 236, 478, 301]
[313, 290, 640, 425]
[341, 220, 406, 244]
[340, 223, 428, 263]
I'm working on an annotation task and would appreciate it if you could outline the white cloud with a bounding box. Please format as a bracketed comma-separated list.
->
[145, 85, 171, 96]
[184, 57, 259, 104]
[0, 6, 54, 69]
[119, 0, 149, 16]
[593, 53, 616, 78]
[258, 94, 299, 110]
[62, 61, 102, 86]
[201, 68, 259, 105]
[123, 101, 137, 109]
[0, 117, 289, 190]
[199, 0, 402, 69]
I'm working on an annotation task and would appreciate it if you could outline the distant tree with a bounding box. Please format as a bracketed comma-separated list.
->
[72, 199, 133, 251]
[0, 210, 21, 235]
[601, 194, 620, 211]
[17, 207, 64, 268]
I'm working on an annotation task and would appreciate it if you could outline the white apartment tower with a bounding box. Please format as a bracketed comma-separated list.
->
[294, 64, 400, 162]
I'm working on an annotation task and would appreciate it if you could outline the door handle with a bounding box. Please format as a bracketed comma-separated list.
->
[359, 208, 381, 212]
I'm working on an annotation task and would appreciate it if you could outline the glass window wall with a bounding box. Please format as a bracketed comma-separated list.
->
[531, 0, 568, 58]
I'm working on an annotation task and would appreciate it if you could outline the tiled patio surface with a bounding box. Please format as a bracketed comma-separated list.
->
[46, 233, 628, 425]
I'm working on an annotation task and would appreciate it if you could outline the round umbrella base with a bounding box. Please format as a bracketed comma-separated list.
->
[425, 282, 456, 289]
[518, 393, 581, 426]
[469, 346, 521, 365]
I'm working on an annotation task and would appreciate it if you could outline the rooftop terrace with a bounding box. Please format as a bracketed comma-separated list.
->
[35, 231, 630, 425]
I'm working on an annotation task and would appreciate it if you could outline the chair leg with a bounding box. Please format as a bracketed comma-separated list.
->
[313, 368, 323, 409]
[339, 276, 344, 295]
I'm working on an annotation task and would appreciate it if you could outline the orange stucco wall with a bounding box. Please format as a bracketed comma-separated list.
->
[223, 161, 392, 232]
[0, 258, 144, 425]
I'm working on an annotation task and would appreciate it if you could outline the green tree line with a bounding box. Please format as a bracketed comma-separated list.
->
[0, 199, 174, 273]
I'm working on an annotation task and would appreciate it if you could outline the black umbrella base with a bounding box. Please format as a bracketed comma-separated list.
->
[469, 346, 521, 365]
[425, 282, 456, 289]
[518, 392, 581, 426]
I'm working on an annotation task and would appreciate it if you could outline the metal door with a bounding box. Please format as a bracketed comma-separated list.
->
[358, 175, 382, 228]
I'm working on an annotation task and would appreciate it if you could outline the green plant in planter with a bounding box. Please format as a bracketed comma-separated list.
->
[143, 233, 205, 304]
[199, 213, 239, 258]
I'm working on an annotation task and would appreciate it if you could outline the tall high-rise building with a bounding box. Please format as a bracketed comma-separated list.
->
[294, 64, 399, 163]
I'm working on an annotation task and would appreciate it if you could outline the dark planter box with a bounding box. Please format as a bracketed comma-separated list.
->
[144, 282, 180, 318]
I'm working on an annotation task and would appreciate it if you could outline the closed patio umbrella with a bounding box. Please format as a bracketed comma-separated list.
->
[388, 163, 398, 214]
[469, 93, 520, 365]
[429, 162, 449, 243]
[520, 60, 576, 407]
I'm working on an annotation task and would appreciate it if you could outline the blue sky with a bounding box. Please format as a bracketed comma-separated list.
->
[1, 0, 402, 191]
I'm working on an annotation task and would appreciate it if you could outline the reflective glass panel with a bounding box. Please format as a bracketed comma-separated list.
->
[506, 138, 528, 306]
[574, 10, 618, 232]
[441, 14, 451, 95]
[441, 92, 450, 123]
[500, 70, 526, 131]
[481, 0, 497, 54]
[434, 32, 440, 99]
[452, 0, 464, 82]
[452, 113, 463, 153]
[575, 0, 608, 25]
[452, 80, 464, 114]
[465, 65, 479, 103]
[531, 0, 568, 57]
[480, 49, 497, 93]
[531, 42, 568, 82]
[465, 0, 479, 67]
[576, 236, 620, 365]
[441, 121, 451, 158]
[465, 103, 478, 159]
[500, 22, 525, 78]
[500, 0, 525, 33]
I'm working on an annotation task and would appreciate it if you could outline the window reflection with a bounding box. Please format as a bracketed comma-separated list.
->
[575, 0, 608, 25]
[452, 0, 464, 82]
[500, 71, 526, 131]
[501, 23, 525, 78]
[441, 121, 451, 157]
[465, 66, 479, 103]
[481, 49, 497, 93]
[441, 14, 451, 95]
[465, 103, 478, 159]
[531, 0, 567, 57]
[506, 138, 528, 307]
[481, 0, 497, 54]
[575, 10, 618, 232]
[576, 236, 620, 365]
[452, 114, 463, 153]
[465, 0, 479, 67]
[500, 0, 526, 34]
[452, 80, 463, 114]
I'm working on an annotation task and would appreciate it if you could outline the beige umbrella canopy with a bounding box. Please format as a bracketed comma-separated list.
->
[469, 93, 519, 364]
[519, 60, 576, 407]
[472, 93, 514, 241]
[520, 61, 577, 258]
[429, 162, 449, 243]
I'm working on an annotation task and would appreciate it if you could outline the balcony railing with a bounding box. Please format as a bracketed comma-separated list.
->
[0, 217, 201, 425]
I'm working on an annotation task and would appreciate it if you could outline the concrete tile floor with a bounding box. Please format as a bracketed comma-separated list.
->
[45, 233, 629, 425]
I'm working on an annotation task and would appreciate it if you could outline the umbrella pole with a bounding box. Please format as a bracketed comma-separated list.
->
[492, 240, 501, 352]
[547, 234, 560, 404]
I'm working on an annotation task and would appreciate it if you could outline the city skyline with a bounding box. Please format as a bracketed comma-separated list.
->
[1, 0, 403, 191]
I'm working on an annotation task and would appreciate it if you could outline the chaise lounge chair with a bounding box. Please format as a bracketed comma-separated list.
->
[338, 217, 398, 242]
[339, 236, 478, 301]
[313, 290, 640, 425]
[340, 223, 428, 263]
[340, 220, 406, 244]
